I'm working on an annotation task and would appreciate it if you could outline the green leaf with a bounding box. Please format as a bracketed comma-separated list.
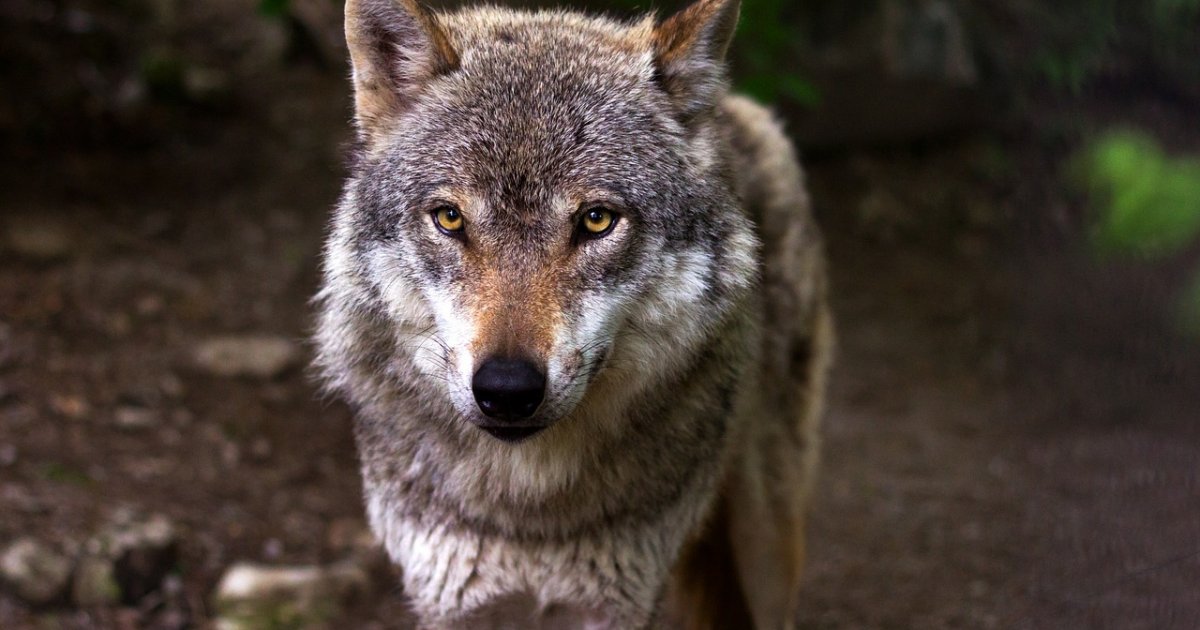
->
[1081, 132, 1200, 257]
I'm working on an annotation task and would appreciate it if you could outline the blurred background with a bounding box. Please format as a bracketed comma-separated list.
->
[1, 0, 1198, 627]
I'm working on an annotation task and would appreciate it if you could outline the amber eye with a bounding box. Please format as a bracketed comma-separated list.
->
[432, 206, 464, 234]
[580, 207, 618, 238]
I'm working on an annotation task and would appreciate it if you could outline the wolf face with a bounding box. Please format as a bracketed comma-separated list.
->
[321, 0, 759, 452]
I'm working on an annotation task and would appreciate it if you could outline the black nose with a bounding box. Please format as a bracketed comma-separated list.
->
[472, 358, 546, 421]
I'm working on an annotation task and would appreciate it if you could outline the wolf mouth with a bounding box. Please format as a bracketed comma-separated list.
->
[480, 425, 547, 443]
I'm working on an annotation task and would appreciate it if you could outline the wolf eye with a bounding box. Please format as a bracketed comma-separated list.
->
[579, 207, 619, 239]
[432, 206, 465, 235]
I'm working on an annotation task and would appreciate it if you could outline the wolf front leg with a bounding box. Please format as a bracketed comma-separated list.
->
[729, 305, 833, 630]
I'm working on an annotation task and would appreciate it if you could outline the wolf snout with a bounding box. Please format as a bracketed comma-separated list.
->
[472, 357, 546, 422]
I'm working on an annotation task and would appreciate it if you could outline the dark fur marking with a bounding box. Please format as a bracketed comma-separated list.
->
[668, 494, 755, 629]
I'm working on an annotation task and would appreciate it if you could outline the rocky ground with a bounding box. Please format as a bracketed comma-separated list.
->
[2, 1, 1200, 628]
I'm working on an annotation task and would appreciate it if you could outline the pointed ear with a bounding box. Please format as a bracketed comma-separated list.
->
[344, 0, 459, 144]
[653, 0, 740, 121]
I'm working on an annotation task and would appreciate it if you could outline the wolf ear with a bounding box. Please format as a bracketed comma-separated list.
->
[652, 0, 741, 121]
[344, 0, 459, 145]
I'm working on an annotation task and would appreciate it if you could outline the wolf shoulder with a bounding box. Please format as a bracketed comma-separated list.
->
[718, 94, 813, 225]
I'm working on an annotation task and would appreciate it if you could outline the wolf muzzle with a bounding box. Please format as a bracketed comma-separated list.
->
[472, 357, 547, 442]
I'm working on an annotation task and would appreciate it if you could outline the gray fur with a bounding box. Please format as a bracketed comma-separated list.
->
[313, 1, 831, 628]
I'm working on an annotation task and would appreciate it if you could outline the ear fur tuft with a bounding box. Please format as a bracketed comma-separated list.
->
[653, 0, 741, 121]
[344, 0, 459, 146]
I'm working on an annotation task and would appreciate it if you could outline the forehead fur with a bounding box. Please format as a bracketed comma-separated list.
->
[440, 8, 657, 72]
[359, 8, 707, 223]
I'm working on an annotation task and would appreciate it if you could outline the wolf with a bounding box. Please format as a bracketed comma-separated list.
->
[313, 0, 832, 627]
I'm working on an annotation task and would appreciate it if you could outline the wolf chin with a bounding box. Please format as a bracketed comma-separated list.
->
[313, 0, 833, 627]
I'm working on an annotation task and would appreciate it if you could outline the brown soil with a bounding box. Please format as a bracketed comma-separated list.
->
[3, 18, 1200, 630]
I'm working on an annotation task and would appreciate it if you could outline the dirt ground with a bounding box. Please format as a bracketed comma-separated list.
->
[2, 24, 1200, 630]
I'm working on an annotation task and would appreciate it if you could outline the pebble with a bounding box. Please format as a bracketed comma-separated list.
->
[113, 406, 161, 431]
[0, 538, 72, 605]
[192, 336, 301, 379]
[49, 394, 90, 420]
[183, 66, 232, 104]
[71, 555, 121, 607]
[213, 561, 371, 630]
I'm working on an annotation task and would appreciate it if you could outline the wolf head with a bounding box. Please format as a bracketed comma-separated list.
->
[318, 0, 758, 449]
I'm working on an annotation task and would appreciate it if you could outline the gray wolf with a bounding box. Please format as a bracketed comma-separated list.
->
[313, 0, 832, 627]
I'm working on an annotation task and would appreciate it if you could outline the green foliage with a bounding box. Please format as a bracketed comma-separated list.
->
[258, 0, 291, 18]
[733, 0, 819, 106]
[1079, 131, 1200, 258]
[1079, 130, 1200, 336]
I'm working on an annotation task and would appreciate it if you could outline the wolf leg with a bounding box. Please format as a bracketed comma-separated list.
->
[664, 494, 756, 630]
[728, 305, 832, 629]
[726, 458, 808, 630]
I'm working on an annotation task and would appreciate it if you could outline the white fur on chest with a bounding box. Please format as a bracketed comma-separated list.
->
[371, 495, 708, 629]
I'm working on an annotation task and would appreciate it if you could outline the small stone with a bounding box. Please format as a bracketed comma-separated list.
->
[0, 538, 72, 605]
[192, 336, 301, 379]
[4, 216, 73, 262]
[183, 66, 232, 105]
[213, 561, 371, 630]
[72, 556, 121, 607]
[114, 406, 161, 432]
[49, 394, 90, 420]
